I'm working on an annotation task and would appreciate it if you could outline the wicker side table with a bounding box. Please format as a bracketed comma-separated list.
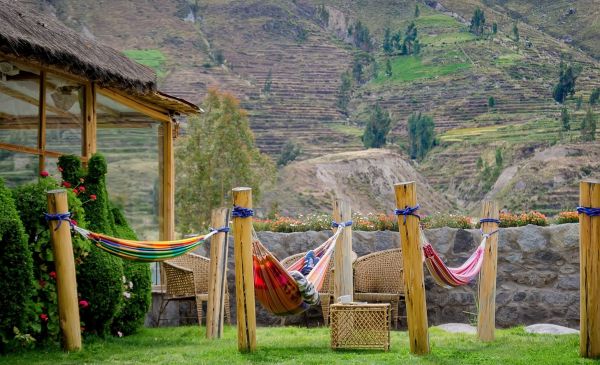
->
[330, 303, 390, 351]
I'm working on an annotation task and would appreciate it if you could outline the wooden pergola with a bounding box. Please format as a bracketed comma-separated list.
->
[0, 1, 199, 240]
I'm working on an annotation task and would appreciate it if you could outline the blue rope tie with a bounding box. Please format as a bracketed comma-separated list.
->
[577, 206, 600, 217]
[331, 220, 353, 228]
[394, 205, 421, 223]
[231, 206, 254, 218]
[479, 218, 501, 224]
[44, 212, 73, 231]
[210, 226, 230, 233]
[479, 228, 499, 238]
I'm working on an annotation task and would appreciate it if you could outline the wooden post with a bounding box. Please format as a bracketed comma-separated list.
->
[82, 82, 97, 164]
[580, 180, 600, 358]
[46, 190, 81, 351]
[332, 199, 353, 301]
[232, 187, 256, 352]
[394, 182, 429, 355]
[206, 208, 230, 339]
[477, 200, 499, 342]
[158, 122, 175, 241]
[37, 71, 46, 173]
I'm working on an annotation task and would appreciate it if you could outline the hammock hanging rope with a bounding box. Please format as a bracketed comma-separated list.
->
[252, 222, 348, 316]
[45, 211, 226, 262]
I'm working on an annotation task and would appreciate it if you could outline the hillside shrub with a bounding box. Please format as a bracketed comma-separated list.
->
[499, 211, 548, 227]
[555, 211, 578, 224]
[59, 154, 123, 337]
[12, 175, 89, 345]
[110, 206, 151, 336]
[421, 213, 473, 229]
[0, 178, 34, 352]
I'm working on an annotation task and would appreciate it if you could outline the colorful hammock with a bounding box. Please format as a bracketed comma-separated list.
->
[420, 229, 488, 288]
[252, 224, 345, 316]
[72, 226, 220, 262]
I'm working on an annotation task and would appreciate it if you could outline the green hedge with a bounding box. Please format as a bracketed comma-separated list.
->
[0, 178, 34, 352]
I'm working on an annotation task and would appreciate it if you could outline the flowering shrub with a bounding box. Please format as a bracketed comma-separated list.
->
[421, 213, 473, 229]
[555, 211, 578, 224]
[499, 211, 548, 227]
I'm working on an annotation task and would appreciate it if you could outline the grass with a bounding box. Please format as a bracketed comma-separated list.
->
[440, 119, 562, 144]
[420, 32, 476, 47]
[414, 14, 465, 29]
[0, 325, 590, 365]
[329, 123, 364, 139]
[374, 56, 471, 83]
[123, 49, 167, 79]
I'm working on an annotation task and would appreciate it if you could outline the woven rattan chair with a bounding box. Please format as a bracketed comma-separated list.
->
[159, 253, 231, 326]
[353, 248, 404, 328]
[280, 250, 357, 326]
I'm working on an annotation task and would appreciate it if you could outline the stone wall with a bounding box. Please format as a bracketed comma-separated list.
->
[150, 223, 580, 328]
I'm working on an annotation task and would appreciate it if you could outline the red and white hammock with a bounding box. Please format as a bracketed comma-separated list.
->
[420, 229, 488, 288]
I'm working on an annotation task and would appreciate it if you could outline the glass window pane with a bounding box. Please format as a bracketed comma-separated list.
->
[45, 74, 84, 155]
[0, 66, 40, 148]
[0, 150, 38, 187]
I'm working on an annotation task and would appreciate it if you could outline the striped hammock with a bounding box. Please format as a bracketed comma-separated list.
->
[73, 226, 218, 262]
[421, 229, 487, 288]
[252, 226, 343, 316]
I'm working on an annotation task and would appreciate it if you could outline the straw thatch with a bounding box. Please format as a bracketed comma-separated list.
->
[0, 0, 156, 93]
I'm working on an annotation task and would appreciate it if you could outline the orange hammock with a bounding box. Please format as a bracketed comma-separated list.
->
[252, 226, 343, 316]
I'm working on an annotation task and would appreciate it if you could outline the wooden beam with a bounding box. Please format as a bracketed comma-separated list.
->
[232, 187, 257, 352]
[394, 182, 429, 355]
[332, 199, 353, 302]
[82, 83, 96, 163]
[0, 115, 154, 130]
[580, 180, 600, 359]
[46, 190, 82, 352]
[477, 200, 500, 342]
[0, 53, 89, 85]
[0, 142, 88, 162]
[158, 123, 174, 240]
[38, 71, 46, 173]
[206, 207, 230, 340]
[97, 87, 170, 123]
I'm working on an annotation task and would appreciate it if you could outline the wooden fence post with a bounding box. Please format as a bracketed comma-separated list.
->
[477, 200, 499, 342]
[332, 199, 353, 302]
[206, 207, 230, 339]
[232, 187, 256, 352]
[46, 189, 81, 351]
[580, 180, 600, 358]
[394, 182, 429, 355]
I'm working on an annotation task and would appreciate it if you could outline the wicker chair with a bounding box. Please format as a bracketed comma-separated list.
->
[159, 253, 231, 326]
[353, 248, 404, 328]
[280, 250, 357, 326]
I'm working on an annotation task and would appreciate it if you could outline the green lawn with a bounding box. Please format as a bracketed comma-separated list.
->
[0, 325, 590, 365]
[374, 56, 471, 83]
[123, 49, 167, 78]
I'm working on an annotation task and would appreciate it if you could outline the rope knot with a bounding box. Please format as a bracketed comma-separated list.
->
[577, 206, 600, 217]
[394, 204, 421, 223]
[210, 226, 230, 233]
[44, 212, 73, 231]
[231, 206, 254, 218]
[331, 220, 353, 228]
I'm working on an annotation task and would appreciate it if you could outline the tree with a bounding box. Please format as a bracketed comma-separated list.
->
[352, 57, 363, 83]
[590, 87, 600, 106]
[385, 58, 393, 77]
[362, 104, 392, 148]
[175, 88, 275, 233]
[492, 22, 498, 34]
[561, 107, 570, 131]
[337, 71, 352, 113]
[277, 140, 302, 166]
[576, 95, 583, 110]
[414, 4, 420, 17]
[495, 148, 503, 167]
[262, 69, 272, 95]
[512, 23, 519, 42]
[402, 22, 418, 55]
[407, 112, 436, 159]
[581, 108, 597, 141]
[383, 27, 393, 54]
[553, 61, 580, 103]
[392, 30, 402, 51]
[488, 96, 496, 109]
[349, 21, 373, 51]
[469, 8, 486, 36]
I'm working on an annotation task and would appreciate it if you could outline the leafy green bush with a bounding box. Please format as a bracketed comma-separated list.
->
[110, 206, 151, 336]
[12, 176, 89, 345]
[0, 178, 34, 352]
[555, 211, 578, 224]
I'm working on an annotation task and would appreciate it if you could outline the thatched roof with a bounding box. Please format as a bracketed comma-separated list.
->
[0, 0, 198, 114]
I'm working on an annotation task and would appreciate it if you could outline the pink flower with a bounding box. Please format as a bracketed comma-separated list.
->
[73, 189, 79, 194]
[40, 171, 49, 177]
[40, 314, 48, 322]
[90, 194, 97, 201]
[58, 166, 64, 172]
[79, 178, 85, 183]
[49, 271, 57, 280]
[38, 279, 47, 288]
[79, 300, 89, 309]
[78, 186, 86, 192]
[62, 181, 71, 188]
